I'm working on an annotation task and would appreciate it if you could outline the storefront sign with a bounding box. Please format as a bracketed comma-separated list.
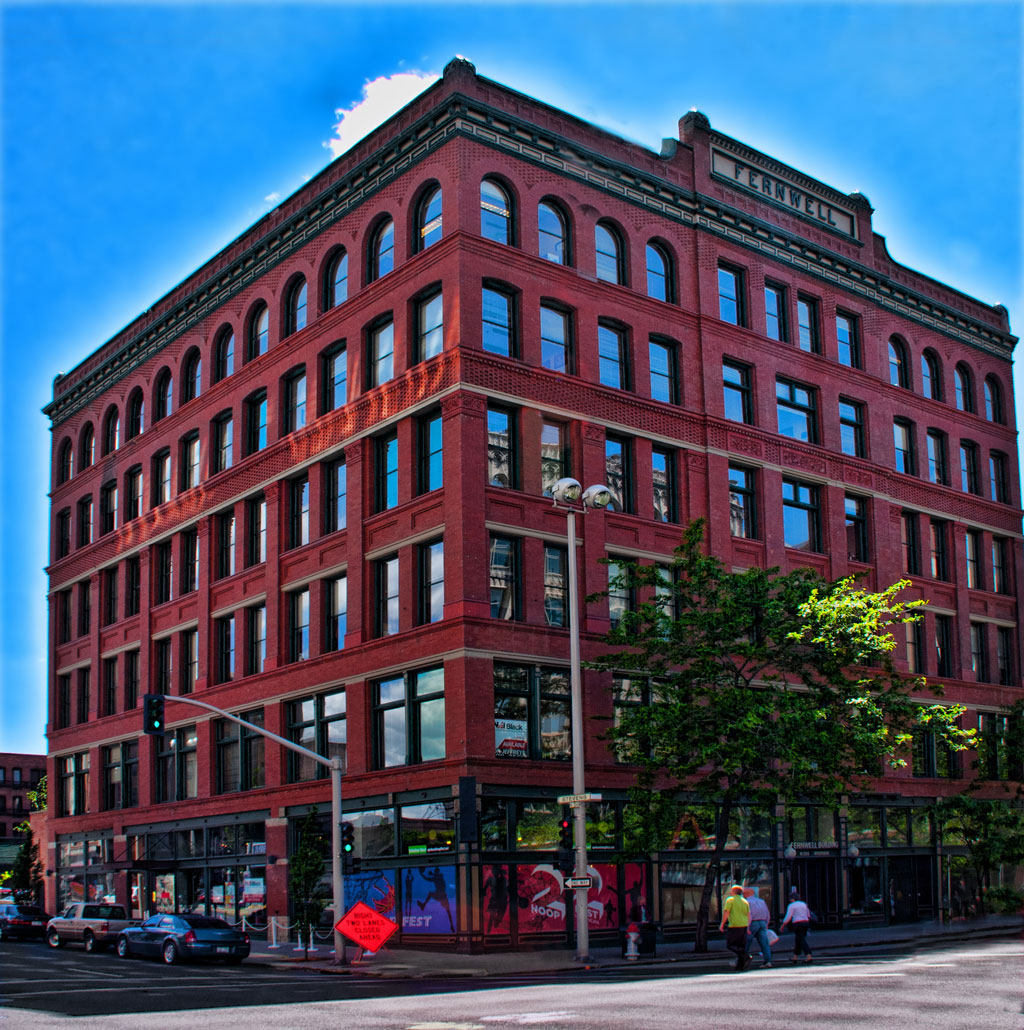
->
[495, 718, 528, 758]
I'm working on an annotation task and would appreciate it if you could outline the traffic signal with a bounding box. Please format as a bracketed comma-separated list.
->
[557, 817, 573, 875]
[142, 694, 165, 735]
[341, 821, 355, 875]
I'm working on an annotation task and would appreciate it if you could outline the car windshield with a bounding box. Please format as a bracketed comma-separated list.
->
[181, 916, 230, 930]
[13, 907, 45, 917]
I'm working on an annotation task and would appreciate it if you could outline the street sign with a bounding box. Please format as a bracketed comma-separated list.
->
[556, 792, 602, 805]
[564, 876, 593, 889]
[335, 901, 399, 952]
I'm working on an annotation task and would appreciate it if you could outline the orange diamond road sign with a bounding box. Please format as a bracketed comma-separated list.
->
[335, 901, 399, 951]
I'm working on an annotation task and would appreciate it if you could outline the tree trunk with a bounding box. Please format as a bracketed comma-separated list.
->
[693, 795, 732, 952]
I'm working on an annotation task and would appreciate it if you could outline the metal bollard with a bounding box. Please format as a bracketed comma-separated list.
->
[268, 916, 279, 949]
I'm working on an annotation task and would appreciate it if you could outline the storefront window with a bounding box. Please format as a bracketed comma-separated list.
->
[180, 868, 205, 913]
[209, 867, 237, 923]
[239, 865, 267, 925]
[885, 809, 909, 846]
[87, 872, 116, 903]
[175, 828, 203, 858]
[910, 810, 932, 847]
[669, 805, 717, 850]
[153, 872, 176, 913]
[515, 800, 559, 850]
[585, 802, 617, 849]
[725, 807, 773, 849]
[350, 809, 395, 858]
[481, 799, 508, 850]
[847, 857, 883, 915]
[86, 840, 103, 865]
[401, 801, 454, 855]
[847, 807, 881, 847]
[661, 861, 716, 924]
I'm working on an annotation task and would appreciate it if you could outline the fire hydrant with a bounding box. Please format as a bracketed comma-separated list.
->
[625, 922, 640, 961]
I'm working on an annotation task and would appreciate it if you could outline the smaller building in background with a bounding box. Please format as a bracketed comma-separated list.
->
[0, 753, 46, 875]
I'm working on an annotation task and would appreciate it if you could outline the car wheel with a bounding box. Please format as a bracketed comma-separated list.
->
[162, 941, 178, 965]
[116, 936, 131, 959]
[83, 930, 96, 953]
[47, 929, 65, 949]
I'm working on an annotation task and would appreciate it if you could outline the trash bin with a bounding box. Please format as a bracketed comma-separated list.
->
[619, 922, 657, 957]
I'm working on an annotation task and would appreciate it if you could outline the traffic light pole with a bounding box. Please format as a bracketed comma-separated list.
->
[143, 694, 347, 964]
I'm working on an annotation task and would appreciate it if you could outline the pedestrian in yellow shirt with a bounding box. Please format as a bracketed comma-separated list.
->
[719, 884, 750, 971]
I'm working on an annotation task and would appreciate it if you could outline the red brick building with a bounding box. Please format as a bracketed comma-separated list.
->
[43, 59, 1020, 947]
[0, 754, 45, 843]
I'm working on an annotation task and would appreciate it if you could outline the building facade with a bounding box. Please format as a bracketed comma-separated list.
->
[43, 59, 1021, 949]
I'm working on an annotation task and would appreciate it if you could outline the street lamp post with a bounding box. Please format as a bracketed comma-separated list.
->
[551, 477, 611, 963]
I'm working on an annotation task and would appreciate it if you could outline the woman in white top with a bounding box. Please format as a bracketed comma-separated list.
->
[780, 893, 814, 962]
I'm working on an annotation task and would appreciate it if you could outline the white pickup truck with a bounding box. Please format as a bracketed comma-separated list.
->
[46, 903, 136, 952]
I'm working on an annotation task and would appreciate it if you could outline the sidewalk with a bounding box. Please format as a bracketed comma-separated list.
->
[245, 914, 1023, 978]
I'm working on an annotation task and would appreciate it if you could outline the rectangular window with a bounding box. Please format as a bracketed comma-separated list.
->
[247, 494, 267, 566]
[838, 398, 865, 458]
[494, 663, 570, 761]
[893, 420, 916, 475]
[927, 430, 949, 485]
[782, 479, 821, 552]
[978, 712, 1011, 781]
[717, 264, 744, 325]
[482, 286, 515, 357]
[836, 311, 860, 367]
[417, 412, 443, 493]
[287, 690, 346, 781]
[992, 537, 1009, 594]
[78, 495, 94, 546]
[543, 545, 568, 627]
[970, 623, 989, 682]
[57, 674, 71, 729]
[321, 344, 347, 413]
[245, 391, 268, 455]
[217, 511, 236, 578]
[369, 319, 395, 387]
[76, 667, 90, 723]
[124, 649, 139, 709]
[490, 535, 518, 620]
[795, 294, 820, 354]
[419, 539, 444, 625]
[722, 360, 753, 424]
[152, 451, 171, 505]
[374, 667, 445, 768]
[845, 495, 869, 562]
[57, 752, 90, 816]
[764, 282, 786, 341]
[181, 628, 198, 694]
[540, 304, 572, 373]
[487, 406, 517, 488]
[102, 742, 138, 810]
[155, 726, 198, 803]
[375, 555, 400, 637]
[649, 338, 678, 404]
[997, 627, 1014, 686]
[607, 557, 633, 631]
[154, 541, 172, 604]
[288, 475, 310, 549]
[103, 566, 119, 626]
[323, 459, 347, 533]
[776, 378, 818, 443]
[289, 588, 310, 662]
[154, 638, 172, 695]
[906, 621, 924, 674]
[913, 726, 960, 779]
[100, 481, 118, 535]
[960, 441, 980, 494]
[57, 588, 72, 644]
[934, 615, 954, 677]
[930, 519, 949, 580]
[376, 433, 399, 512]
[324, 575, 347, 652]
[965, 530, 983, 590]
[216, 710, 265, 793]
[248, 604, 266, 675]
[540, 421, 568, 496]
[180, 432, 200, 490]
[989, 451, 1009, 503]
[181, 528, 199, 594]
[212, 412, 233, 473]
[598, 323, 628, 389]
[901, 511, 921, 576]
[215, 616, 235, 684]
[125, 467, 142, 521]
[57, 508, 71, 558]
[605, 435, 632, 513]
[102, 657, 117, 717]
[728, 466, 757, 539]
[416, 291, 444, 362]
[283, 368, 307, 433]
[651, 447, 676, 523]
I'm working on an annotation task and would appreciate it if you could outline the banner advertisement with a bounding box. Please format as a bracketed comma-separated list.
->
[482, 864, 511, 935]
[494, 718, 528, 758]
[515, 863, 567, 934]
[342, 869, 396, 924]
[401, 865, 457, 935]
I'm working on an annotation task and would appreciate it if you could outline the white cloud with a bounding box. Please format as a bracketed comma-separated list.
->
[324, 71, 440, 159]
[264, 191, 281, 204]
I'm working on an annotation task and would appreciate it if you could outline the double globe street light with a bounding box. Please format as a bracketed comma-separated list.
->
[549, 477, 612, 963]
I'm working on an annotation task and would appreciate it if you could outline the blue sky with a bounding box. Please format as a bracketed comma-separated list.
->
[2, 3, 1020, 754]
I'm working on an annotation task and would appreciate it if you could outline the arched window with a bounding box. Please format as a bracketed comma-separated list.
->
[480, 179, 512, 245]
[285, 277, 308, 336]
[126, 389, 144, 439]
[213, 327, 235, 382]
[416, 187, 442, 251]
[954, 363, 974, 412]
[80, 423, 95, 468]
[154, 369, 173, 422]
[984, 376, 1004, 423]
[58, 439, 74, 483]
[888, 337, 910, 388]
[595, 221, 625, 285]
[102, 407, 120, 456]
[324, 250, 348, 310]
[248, 303, 269, 361]
[921, 350, 942, 401]
[182, 349, 202, 403]
[645, 241, 672, 302]
[538, 200, 570, 265]
[369, 218, 395, 281]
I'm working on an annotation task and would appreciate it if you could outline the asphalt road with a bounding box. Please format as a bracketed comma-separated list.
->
[2, 938, 1021, 1029]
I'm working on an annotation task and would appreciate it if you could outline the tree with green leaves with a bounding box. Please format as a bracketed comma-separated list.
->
[289, 809, 329, 958]
[8, 826, 44, 904]
[591, 520, 972, 950]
